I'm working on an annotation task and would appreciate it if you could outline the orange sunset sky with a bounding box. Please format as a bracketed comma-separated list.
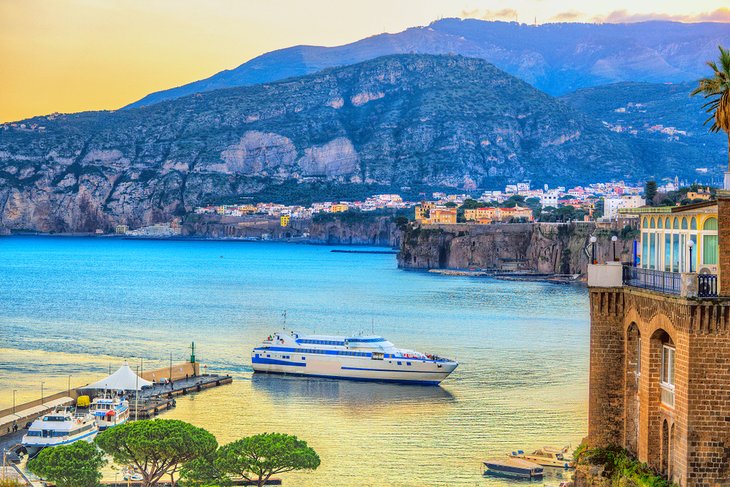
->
[1, 0, 729, 123]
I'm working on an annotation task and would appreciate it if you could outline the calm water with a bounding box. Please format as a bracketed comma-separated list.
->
[0, 236, 589, 486]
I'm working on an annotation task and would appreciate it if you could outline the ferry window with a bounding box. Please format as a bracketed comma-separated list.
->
[302, 357, 305, 360]
[255, 354, 259, 358]
[266, 354, 270, 358]
[397, 361, 402, 365]
[407, 362, 412, 366]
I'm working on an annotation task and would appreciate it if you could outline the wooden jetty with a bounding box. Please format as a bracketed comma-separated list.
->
[130, 374, 233, 419]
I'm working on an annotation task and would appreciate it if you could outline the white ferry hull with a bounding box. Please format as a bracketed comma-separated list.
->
[252, 352, 457, 384]
[23, 429, 98, 457]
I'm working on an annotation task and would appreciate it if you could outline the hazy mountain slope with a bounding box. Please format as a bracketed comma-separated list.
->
[561, 81, 728, 181]
[0, 55, 639, 232]
[126, 19, 730, 108]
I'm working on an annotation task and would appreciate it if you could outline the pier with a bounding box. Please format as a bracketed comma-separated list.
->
[0, 355, 232, 443]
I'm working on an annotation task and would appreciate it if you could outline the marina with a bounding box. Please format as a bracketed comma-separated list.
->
[0, 237, 590, 486]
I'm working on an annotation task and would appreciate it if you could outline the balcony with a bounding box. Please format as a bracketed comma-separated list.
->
[621, 265, 718, 298]
[622, 266, 682, 295]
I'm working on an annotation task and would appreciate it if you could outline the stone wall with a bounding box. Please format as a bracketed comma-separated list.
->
[588, 283, 730, 486]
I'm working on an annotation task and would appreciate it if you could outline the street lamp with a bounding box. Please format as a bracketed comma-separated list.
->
[40, 382, 45, 405]
[12, 390, 17, 415]
[611, 235, 618, 262]
[590, 235, 598, 264]
[67, 375, 71, 397]
[688, 240, 695, 273]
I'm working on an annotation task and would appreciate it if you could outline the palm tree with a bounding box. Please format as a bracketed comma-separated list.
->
[691, 45, 730, 188]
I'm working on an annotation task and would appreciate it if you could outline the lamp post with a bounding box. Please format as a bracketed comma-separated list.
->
[590, 235, 598, 264]
[40, 382, 45, 405]
[688, 240, 695, 273]
[12, 390, 16, 414]
[611, 235, 618, 262]
[67, 375, 71, 397]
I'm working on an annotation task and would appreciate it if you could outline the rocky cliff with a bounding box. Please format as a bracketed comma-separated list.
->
[398, 222, 633, 275]
[183, 214, 400, 247]
[0, 54, 643, 233]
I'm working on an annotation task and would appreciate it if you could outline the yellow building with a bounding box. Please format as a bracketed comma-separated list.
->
[330, 204, 349, 213]
[415, 202, 437, 223]
[428, 208, 457, 224]
[464, 207, 497, 223]
[686, 187, 712, 201]
[626, 202, 718, 273]
[280, 215, 290, 227]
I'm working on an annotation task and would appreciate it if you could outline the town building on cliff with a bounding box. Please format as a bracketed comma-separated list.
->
[586, 195, 729, 485]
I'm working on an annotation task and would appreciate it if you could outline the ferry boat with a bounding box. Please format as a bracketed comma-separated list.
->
[90, 395, 130, 430]
[252, 331, 458, 384]
[21, 408, 98, 456]
[509, 446, 575, 468]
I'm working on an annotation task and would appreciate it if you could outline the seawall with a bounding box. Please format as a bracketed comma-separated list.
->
[397, 222, 634, 275]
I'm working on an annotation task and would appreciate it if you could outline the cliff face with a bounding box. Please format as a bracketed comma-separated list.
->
[182, 214, 399, 247]
[398, 223, 633, 275]
[0, 54, 641, 233]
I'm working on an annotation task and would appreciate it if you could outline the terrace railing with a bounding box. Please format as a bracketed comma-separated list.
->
[622, 266, 682, 295]
[698, 274, 718, 298]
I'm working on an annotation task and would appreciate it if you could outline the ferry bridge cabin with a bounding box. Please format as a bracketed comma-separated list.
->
[587, 195, 730, 486]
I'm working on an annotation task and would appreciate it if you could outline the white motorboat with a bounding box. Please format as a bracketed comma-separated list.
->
[90, 394, 130, 430]
[21, 407, 98, 456]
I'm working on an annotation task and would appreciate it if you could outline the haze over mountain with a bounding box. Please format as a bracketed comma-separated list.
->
[126, 18, 730, 109]
[1, 55, 648, 232]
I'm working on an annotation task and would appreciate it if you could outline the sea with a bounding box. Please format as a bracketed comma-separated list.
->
[0, 236, 589, 486]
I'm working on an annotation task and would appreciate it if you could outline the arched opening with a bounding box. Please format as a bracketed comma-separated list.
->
[625, 323, 641, 455]
[669, 423, 675, 479]
[661, 419, 669, 476]
[646, 328, 675, 470]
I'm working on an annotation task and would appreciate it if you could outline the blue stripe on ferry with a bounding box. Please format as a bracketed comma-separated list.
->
[346, 337, 386, 343]
[253, 346, 443, 363]
[252, 357, 306, 367]
[340, 366, 443, 374]
[253, 370, 440, 385]
[24, 429, 97, 448]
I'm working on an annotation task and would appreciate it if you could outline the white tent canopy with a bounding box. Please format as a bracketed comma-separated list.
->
[84, 364, 152, 391]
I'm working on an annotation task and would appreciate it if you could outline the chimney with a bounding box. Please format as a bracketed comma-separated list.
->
[717, 191, 730, 296]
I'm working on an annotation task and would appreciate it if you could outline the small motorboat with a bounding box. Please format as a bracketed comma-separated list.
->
[509, 445, 574, 468]
[483, 458, 544, 480]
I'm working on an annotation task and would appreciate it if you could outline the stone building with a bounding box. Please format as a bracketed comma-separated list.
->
[587, 194, 729, 486]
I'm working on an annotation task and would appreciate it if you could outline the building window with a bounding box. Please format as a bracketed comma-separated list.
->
[664, 234, 671, 271]
[672, 234, 680, 272]
[642, 233, 649, 268]
[703, 235, 718, 265]
[681, 217, 688, 230]
[690, 217, 697, 230]
[650, 218, 656, 229]
[649, 234, 656, 270]
[673, 217, 679, 229]
[658, 218, 663, 229]
[661, 345, 675, 407]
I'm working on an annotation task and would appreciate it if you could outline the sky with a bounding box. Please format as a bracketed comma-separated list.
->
[1, 0, 729, 123]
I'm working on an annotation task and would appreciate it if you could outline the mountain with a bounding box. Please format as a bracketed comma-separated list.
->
[0, 54, 643, 232]
[126, 19, 730, 109]
[561, 81, 728, 182]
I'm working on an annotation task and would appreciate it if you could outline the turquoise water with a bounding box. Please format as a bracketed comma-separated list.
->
[0, 236, 589, 486]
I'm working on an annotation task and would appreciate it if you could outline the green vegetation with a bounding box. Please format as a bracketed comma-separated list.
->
[575, 445, 677, 487]
[0, 480, 22, 487]
[27, 441, 106, 487]
[95, 419, 217, 487]
[644, 180, 658, 205]
[181, 433, 320, 487]
[691, 45, 730, 173]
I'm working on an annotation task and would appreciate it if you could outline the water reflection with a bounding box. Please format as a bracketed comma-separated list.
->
[251, 373, 455, 407]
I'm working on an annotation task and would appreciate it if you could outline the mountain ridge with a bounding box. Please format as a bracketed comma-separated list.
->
[125, 18, 730, 109]
[1, 54, 645, 232]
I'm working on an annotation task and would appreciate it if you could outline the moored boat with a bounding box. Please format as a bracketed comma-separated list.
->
[90, 394, 130, 430]
[483, 458, 544, 480]
[509, 446, 574, 468]
[21, 408, 98, 457]
[252, 331, 458, 385]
